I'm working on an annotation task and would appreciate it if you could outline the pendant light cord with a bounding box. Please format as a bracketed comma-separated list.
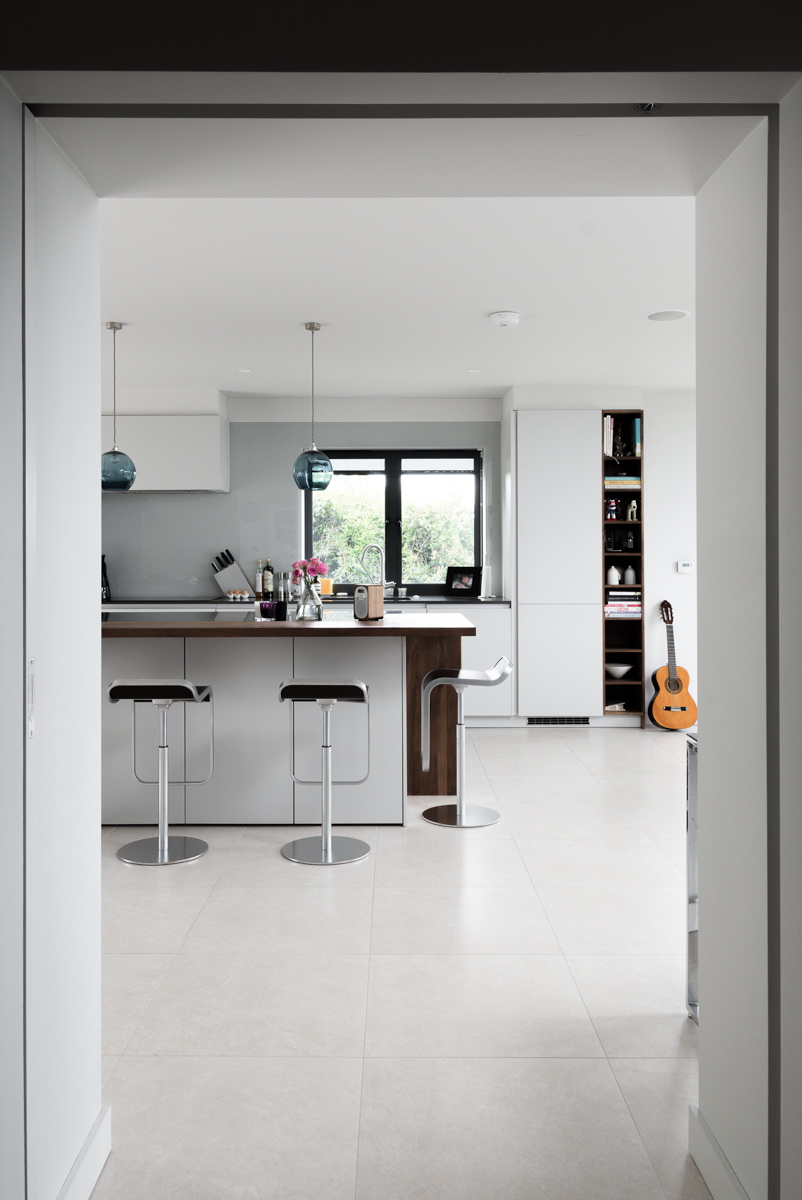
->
[112, 325, 118, 449]
[310, 325, 315, 449]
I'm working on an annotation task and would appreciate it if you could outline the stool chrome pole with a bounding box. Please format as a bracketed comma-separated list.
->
[281, 690, 371, 865]
[110, 681, 214, 866]
[420, 658, 513, 829]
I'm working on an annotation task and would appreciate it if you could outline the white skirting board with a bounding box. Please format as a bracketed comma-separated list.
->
[55, 1105, 111, 1200]
[688, 1106, 751, 1200]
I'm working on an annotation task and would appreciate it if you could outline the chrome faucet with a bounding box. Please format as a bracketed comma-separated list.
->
[359, 543, 385, 588]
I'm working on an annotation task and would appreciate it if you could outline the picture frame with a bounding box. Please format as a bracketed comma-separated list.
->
[444, 566, 482, 597]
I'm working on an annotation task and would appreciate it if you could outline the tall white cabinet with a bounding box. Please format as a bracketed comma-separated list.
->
[516, 410, 602, 716]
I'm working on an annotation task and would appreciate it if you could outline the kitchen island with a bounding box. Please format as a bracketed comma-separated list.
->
[102, 610, 474, 826]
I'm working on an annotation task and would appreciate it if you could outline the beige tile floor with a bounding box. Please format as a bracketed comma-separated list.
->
[93, 727, 710, 1200]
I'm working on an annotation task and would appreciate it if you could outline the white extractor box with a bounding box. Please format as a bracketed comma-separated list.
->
[516, 409, 603, 717]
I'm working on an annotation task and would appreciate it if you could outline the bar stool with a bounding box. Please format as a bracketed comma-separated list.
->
[280, 678, 371, 865]
[421, 656, 513, 828]
[108, 679, 214, 865]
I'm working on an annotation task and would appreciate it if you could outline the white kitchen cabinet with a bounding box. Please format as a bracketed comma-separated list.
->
[517, 604, 602, 716]
[516, 410, 600, 603]
[292, 636, 405, 824]
[433, 605, 513, 717]
[101, 413, 230, 492]
[102, 638, 186, 823]
[184, 638, 293, 823]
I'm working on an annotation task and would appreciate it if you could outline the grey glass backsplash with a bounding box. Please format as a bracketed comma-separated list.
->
[102, 421, 502, 599]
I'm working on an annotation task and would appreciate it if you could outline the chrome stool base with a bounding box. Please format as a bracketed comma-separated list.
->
[117, 835, 209, 866]
[421, 803, 500, 829]
[281, 835, 371, 865]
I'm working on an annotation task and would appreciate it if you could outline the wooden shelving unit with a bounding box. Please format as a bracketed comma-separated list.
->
[602, 410, 645, 726]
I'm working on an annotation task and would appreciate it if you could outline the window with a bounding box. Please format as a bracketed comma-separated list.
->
[306, 450, 482, 594]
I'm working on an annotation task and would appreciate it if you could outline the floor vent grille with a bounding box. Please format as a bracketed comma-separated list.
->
[527, 716, 590, 726]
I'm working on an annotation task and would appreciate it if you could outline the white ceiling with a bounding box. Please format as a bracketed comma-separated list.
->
[100, 195, 695, 402]
[47, 115, 760, 198]
[54, 113, 762, 406]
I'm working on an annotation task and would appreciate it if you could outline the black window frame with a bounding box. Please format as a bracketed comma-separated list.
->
[304, 448, 483, 596]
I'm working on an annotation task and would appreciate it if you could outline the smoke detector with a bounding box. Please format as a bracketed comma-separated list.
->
[490, 311, 520, 327]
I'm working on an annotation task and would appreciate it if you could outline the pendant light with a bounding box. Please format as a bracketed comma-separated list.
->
[101, 321, 136, 491]
[292, 322, 333, 491]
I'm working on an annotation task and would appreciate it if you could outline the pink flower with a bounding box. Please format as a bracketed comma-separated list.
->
[292, 560, 307, 570]
[316, 561, 329, 576]
[291, 569, 303, 583]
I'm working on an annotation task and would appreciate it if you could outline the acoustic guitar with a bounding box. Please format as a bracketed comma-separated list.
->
[648, 600, 698, 730]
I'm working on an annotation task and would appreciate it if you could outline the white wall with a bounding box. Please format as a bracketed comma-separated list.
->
[694, 121, 769, 1200]
[0, 76, 27, 1200]
[25, 119, 107, 1198]
[778, 79, 802, 1199]
[503, 384, 698, 710]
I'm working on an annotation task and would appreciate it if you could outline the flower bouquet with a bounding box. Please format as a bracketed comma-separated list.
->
[292, 557, 329, 621]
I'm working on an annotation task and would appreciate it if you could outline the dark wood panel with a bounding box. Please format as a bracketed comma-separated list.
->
[406, 635, 461, 797]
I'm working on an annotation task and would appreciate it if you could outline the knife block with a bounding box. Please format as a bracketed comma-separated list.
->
[213, 561, 253, 597]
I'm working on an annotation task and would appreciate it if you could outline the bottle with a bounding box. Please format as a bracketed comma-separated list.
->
[101, 554, 111, 602]
[254, 559, 264, 600]
[264, 558, 274, 600]
[276, 573, 289, 622]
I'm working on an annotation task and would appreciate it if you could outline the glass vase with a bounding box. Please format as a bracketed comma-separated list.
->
[295, 577, 322, 621]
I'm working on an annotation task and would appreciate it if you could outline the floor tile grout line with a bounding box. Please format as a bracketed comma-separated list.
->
[605, 1058, 674, 1200]
[109, 949, 179, 1060]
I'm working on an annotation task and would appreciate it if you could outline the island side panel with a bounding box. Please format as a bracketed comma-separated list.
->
[184, 637, 294, 823]
[102, 637, 186, 824]
[406, 635, 461, 796]
[292, 636, 405, 824]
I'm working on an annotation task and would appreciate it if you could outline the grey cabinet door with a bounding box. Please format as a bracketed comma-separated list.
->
[102, 638, 185, 824]
[184, 638, 293, 824]
[517, 410, 601, 603]
[517, 604, 603, 716]
[292, 636, 405, 825]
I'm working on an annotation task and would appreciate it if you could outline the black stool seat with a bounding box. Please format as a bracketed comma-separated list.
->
[109, 678, 212, 704]
[279, 679, 368, 703]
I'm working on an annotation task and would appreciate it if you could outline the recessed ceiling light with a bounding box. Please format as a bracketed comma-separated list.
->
[237, 368, 252, 373]
[490, 311, 520, 327]
[467, 368, 481, 374]
[647, 310, 690, 322]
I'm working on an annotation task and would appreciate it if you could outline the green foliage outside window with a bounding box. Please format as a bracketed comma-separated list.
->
[313, 472, 475, 584]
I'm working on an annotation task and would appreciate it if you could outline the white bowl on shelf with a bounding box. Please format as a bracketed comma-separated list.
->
[605, 662, 633, 679]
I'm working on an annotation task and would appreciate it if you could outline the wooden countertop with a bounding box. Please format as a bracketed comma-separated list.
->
[101, 614, 476, 638]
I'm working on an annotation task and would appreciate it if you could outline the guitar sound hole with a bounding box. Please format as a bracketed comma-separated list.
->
[666, 678, 682, 694]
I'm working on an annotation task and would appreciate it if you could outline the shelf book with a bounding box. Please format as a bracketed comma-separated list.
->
[602, 410, 645, 725]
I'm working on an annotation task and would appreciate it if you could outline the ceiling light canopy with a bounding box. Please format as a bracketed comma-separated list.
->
[490, 311, 520, 327]
[647, 310, 690, 321]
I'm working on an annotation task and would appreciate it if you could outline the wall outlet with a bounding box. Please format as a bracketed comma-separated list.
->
[677, 560, 694, 574]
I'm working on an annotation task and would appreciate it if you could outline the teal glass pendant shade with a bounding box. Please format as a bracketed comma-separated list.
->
[293, 445, 333, 491]
[101, 446, 136, 491]
[102, 322, 136, 490]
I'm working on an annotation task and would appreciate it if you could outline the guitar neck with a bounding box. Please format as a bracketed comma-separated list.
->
[666, 625, 678, 681]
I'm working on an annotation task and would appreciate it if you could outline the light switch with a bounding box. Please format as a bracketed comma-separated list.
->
[677, 561, 694, 574]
